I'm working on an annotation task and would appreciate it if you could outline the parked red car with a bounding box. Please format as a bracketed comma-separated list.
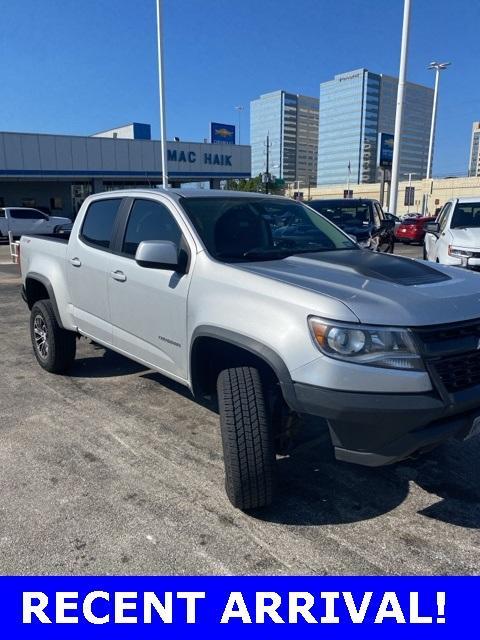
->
[395, 216, 434, 244]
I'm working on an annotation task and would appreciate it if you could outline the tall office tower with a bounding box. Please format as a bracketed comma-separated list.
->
[468, 121, 480, 177]
[317, 69, 434, 185]
[250, 90, 319, 188]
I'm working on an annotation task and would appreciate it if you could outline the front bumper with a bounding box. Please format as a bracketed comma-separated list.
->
[289, 381, 480, 466]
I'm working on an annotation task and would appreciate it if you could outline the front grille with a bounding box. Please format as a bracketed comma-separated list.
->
[415, 318, 480, 393]
[433, 350, 480, 392]
[415, 319, 480, 358]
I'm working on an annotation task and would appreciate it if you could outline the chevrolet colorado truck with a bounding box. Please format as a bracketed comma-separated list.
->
[20, 189, 480, 510]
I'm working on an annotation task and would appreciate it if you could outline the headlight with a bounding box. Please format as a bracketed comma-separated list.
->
[448, 246, 473, 258]
[308, 317, 424, 370]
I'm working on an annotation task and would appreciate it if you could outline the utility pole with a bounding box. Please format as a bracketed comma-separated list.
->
[235, 105, 244, 144]
[388, 0, 412, 214]
[155, 0, 168, 189]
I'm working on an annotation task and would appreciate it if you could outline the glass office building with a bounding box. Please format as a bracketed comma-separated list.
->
[250, 90, 319, 187]
[317, 69, 434, 185]
[469, 122, 480, 177]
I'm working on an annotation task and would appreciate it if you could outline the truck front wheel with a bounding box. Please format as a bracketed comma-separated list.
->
[30, 300, 76, 373]
[217, 366, 276, 510]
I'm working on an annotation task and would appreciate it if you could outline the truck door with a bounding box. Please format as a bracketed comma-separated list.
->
[66, 197, 124, 345]
[107, 197, 194, 381]
[426, 203, 451, 261]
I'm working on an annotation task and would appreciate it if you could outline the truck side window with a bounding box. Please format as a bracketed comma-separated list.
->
[0, 209, 5, 218]
[10, 209, 46, 219]
[81, 198, 122, 249]
[122, 199, 181, 257]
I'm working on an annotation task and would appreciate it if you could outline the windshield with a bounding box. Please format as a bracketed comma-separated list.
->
[451, 203, 480, 229]
[308, 201, 372, 230]
[180, 196, 357, 262]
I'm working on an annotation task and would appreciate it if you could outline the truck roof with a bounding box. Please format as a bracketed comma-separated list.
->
[90, 188, 286, 201]
[454, 197, 480, 203]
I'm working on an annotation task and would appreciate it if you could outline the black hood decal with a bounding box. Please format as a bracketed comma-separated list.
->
[299, 249, 451, 286]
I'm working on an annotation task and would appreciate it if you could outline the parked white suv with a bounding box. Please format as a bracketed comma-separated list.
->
[424, 197, 480, 269]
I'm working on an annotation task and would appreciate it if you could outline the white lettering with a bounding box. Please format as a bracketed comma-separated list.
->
[177, 592, 205, 624]
[320, 592, 340, 623]
[256, 592, 284, 623]
[288, 592, 317, 623]
[343, 592, 373, 623]
[220, 592, 252, 624]
[375, 592, 406, 624]
[410, 592, 432, 624]
[22, 592, 51, 624]
[114, 592, 137, 624]
[56, 592, 78, 623]
[83, 591, 109, 624]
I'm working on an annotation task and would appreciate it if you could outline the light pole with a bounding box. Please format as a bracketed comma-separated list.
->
[235, 105, 244, 144]
[155, 0, 168, 189]
[388, 0, 412, 215]
[426, 62, 451, 179]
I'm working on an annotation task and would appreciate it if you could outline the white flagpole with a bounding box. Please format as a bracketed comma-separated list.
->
[156, 0, 168, 189]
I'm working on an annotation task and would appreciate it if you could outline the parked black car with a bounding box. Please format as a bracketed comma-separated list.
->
[308, 198, 395, 253]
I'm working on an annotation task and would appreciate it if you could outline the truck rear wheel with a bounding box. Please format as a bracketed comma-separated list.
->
[217, 366, 276, 510]
[30, 299, 76, 373]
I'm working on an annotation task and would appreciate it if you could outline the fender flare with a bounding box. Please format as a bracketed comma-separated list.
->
[189, 326, 299, 411]
[24, 272, 64, 328]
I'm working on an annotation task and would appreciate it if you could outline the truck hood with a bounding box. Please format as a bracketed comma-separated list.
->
[450, 227, 480, 248]
[237, 249, 480, 327]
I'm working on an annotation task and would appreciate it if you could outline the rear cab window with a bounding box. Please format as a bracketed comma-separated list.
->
[80, 199, 122, 250]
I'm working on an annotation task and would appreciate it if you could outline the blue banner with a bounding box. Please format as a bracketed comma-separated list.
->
[379, 132, 394, 167]
[211, 122, 236, 144]
[0, 576, 477, 637]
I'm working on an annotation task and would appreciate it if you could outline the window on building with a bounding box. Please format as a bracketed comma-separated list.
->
[81, 198, 122, 249]
[122, 199, 181, 257]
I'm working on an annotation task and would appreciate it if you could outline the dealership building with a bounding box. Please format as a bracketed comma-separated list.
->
[0, 123, 251, 217]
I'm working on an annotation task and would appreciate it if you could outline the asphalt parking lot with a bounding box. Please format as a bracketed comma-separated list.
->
[1, 241, 479, 575]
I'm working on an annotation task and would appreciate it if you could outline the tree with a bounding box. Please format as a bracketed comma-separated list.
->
[225, 174, 284, 195]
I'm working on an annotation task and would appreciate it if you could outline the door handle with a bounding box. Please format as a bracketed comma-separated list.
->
[70, 257, 81, 267]
[110, 270, 127, 282]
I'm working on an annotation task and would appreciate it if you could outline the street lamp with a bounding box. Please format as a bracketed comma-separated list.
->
[155, 0, 168, 189]
[234, 105, 244, 144]
[426, 61, 451, 179]
[388, 0, 412, 215]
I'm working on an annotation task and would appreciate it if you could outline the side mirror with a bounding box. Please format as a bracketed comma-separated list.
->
[135, 240, 182, 271]
[425, 221, 440, 234]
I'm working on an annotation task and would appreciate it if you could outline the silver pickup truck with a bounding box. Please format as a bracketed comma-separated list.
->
[20, 188, 480, 510]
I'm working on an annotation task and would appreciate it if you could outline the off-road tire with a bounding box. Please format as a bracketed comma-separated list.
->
[30, 299, 76, 373]
[217, 366, 276, 510]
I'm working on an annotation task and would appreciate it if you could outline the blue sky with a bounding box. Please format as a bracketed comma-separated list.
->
[1, 0, 479, 176]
